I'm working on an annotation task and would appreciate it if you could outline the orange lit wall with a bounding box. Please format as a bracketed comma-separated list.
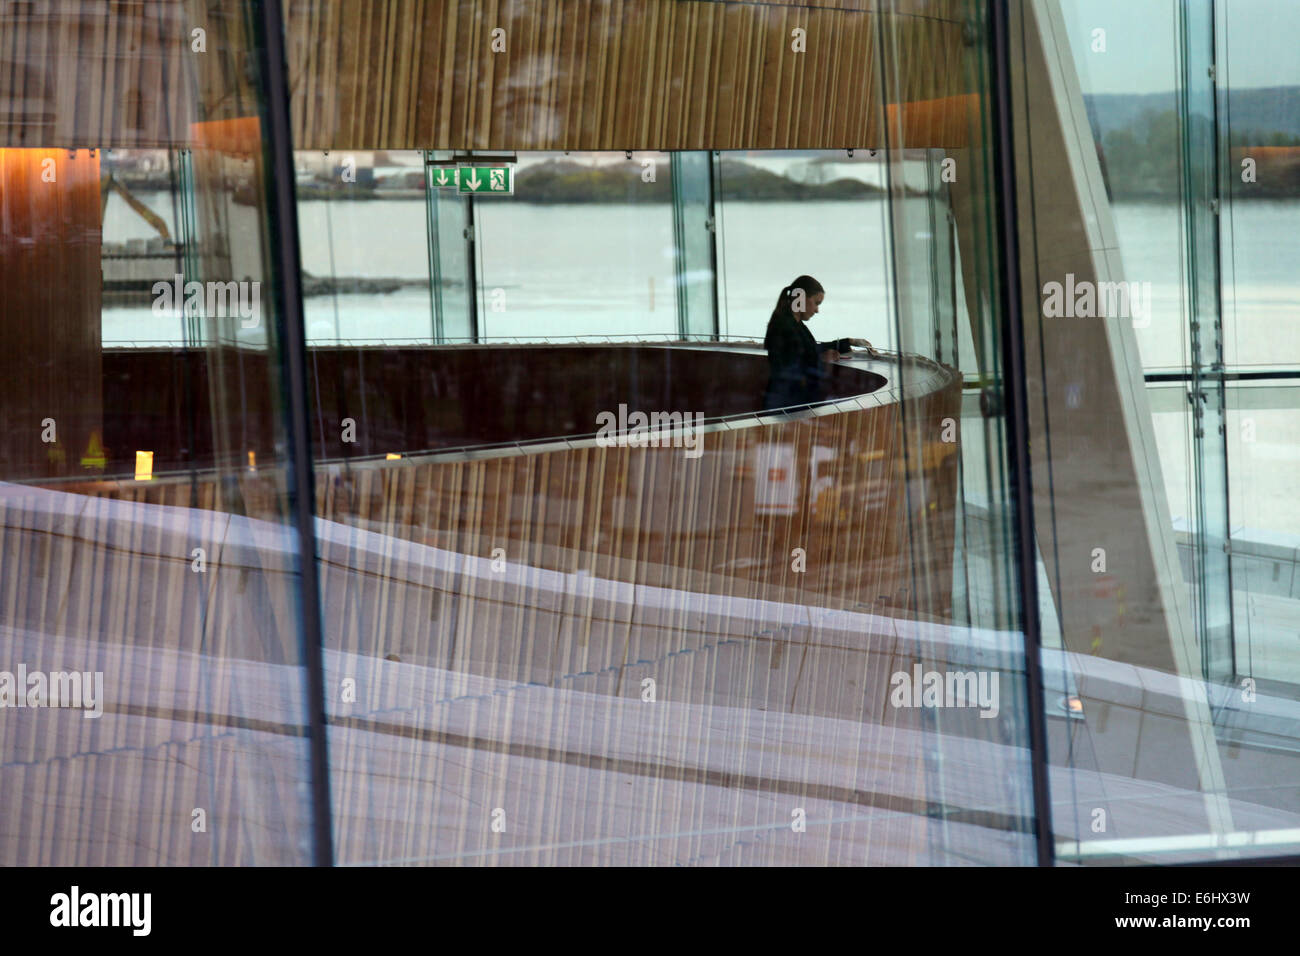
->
[0, 148, 102, 479]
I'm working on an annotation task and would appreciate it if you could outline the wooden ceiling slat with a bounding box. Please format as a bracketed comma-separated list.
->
[0, 0, 972, 150]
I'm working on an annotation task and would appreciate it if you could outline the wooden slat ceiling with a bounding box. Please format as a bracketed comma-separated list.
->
[0, 0, 974, 149]
[289, 0, 973, 149]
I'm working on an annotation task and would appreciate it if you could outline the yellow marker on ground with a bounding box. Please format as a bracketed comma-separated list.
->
[80, 430, 107, 469]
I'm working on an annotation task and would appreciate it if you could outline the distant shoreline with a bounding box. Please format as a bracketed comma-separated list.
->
[112, 182, 1300, 205]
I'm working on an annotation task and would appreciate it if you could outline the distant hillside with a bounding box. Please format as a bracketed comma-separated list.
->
[1085, 87, 1300, 141]
[511, 157, 901, 203]
[1083, 87, 1300, 199]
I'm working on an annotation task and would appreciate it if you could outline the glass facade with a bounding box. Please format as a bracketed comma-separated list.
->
[0, 0, 1296, 868]
[1023, 0, 1300, 862]
[0, 1, 318, 864]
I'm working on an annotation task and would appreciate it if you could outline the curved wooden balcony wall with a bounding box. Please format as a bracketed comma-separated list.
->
[305, 343, 961, 613]
[97, 342, 883, 463]
[65, 341, 962, 661]
[2, 343, 964, 864]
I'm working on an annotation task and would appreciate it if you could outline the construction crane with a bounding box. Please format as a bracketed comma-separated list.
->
[100, 171, 171, 242]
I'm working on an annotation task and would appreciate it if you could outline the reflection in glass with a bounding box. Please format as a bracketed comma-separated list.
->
[0, 1, 318, 864]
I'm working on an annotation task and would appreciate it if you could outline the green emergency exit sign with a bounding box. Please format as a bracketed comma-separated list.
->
[430, 167, 459, 189]
[458, 165, 514, 195]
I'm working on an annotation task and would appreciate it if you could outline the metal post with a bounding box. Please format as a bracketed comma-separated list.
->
[252, 0, 335, 867]
[988, 0, 1055, 868]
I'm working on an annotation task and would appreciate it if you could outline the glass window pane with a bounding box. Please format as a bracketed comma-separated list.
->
[0, 1, 319, 864]
[296, 150, 433, 345]
[299, 0, 1037, 867]
[1019, 0, 1300, 863]
[473, 152, 676, 341]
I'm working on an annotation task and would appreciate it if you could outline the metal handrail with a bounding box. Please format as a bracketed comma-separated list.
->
[102, 334, 908, 352]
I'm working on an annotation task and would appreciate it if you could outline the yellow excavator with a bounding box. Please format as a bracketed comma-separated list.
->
[100, 171, 171, 241]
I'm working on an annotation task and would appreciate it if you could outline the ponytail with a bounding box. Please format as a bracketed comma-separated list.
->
[764, 275, 824, 349]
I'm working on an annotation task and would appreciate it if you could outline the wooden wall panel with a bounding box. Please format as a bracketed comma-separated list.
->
[0, 0, 259, 148]
[285, 0, 972, 150]
[0, 148, 102, 481]
[0, 0, 975, 150]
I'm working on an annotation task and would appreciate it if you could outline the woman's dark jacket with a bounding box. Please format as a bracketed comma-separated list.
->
[763, 314, 847, 410]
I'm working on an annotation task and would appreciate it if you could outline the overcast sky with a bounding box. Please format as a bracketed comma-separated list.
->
[1060, 0, 1298, 93]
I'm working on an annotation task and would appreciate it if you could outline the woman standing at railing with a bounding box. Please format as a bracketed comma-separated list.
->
[762, 275, 873, 410]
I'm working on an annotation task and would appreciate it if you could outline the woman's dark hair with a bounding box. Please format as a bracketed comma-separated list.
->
[764, 275, 824, 349]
